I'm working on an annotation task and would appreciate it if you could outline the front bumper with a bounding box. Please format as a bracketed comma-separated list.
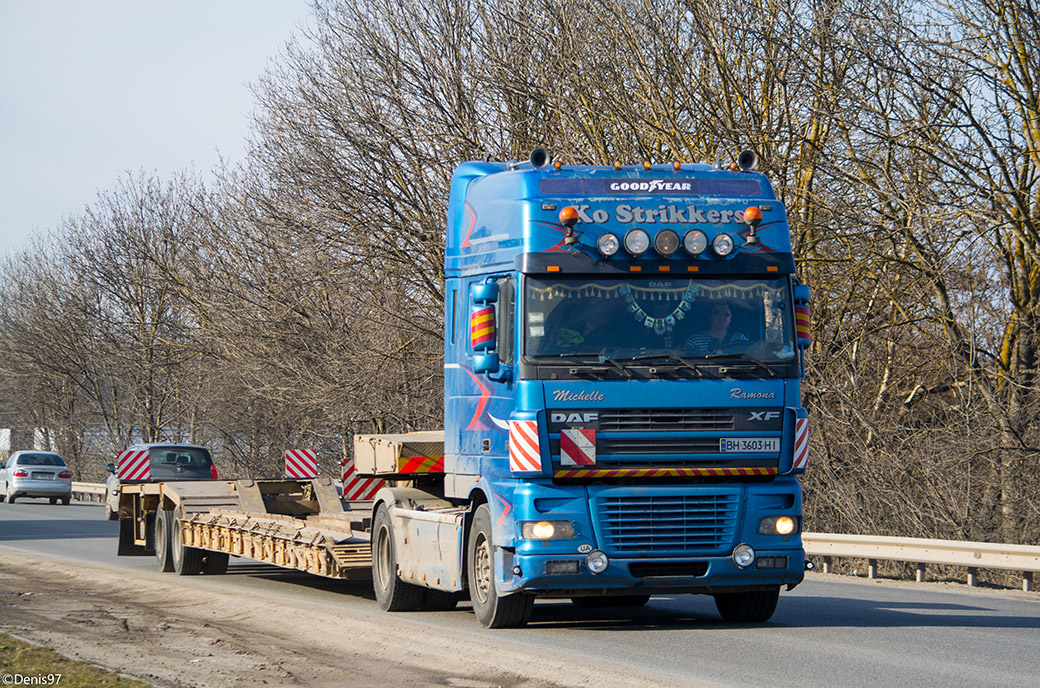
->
[503, 547, 805, 596]
[8, 478, 72, 498]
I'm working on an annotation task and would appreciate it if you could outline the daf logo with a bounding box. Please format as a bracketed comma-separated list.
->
[748, 411, 781, 422]
[551, 412, 599, 424]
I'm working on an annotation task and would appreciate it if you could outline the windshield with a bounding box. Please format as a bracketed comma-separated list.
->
[524, 276, 797, 368]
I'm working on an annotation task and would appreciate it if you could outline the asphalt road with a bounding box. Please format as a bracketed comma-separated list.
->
[2, 499, 1039, 687]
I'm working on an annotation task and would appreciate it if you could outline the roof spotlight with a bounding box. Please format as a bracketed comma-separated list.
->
[598, 233, 620, 257]
[683, 230, 708, 255]
[654, 229, 680, 255]
[713, 233, 735, 256]
[624, 229, 650, 256]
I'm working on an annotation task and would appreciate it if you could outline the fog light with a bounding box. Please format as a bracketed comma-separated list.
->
[546, 560, 580, 575]
[586, 550, 609, 574]
[732, 543, 755, 568]
[598, 233, 620, 257]
[624, 229, 650, 256]
[713, 233, 735, 256]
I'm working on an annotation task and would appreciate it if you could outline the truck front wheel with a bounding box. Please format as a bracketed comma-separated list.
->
[467, 504, 533, 628]
[372, 504, 425, 611]
[713, 587, 780, 622]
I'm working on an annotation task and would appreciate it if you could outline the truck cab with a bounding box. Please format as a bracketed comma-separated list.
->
[366, 150, 810, 627]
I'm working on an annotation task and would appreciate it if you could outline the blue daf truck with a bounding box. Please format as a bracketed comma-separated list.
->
[115, 148, 810, 630]
[357, 149, 812, 627]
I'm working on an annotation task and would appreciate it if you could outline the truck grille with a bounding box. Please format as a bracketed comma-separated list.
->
[596, 493, 740, 555]
[597, 408, 735, 432]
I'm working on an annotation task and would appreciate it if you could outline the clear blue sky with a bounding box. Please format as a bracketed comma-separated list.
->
[0, 0, 314, 256]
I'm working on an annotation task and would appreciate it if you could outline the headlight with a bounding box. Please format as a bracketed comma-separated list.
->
[653, 229, 680, 255]
[712, 233, 735, 256]
[597, 233, 620, 257]
[759, 516, 798, 535]
[521, 520, 576, 540]
[586, 550, 609, 574]
[732, 543, 756, 568]
[683, 230, 708, 255]
[624, 229, 650, 255]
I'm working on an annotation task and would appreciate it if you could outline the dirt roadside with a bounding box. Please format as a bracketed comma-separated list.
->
[0, 548, 701, 688]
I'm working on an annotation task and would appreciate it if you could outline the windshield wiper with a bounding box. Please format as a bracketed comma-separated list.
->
[598, 355, 633, 378]
[613, 353, 712, 378]
[702, 352, 778, 378]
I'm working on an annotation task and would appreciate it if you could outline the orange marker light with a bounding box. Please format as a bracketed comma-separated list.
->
[643, 161, 652, 170]
[553, 160, 562, 170]
[673, 161, 681, 170]
[743, 206, 763, 226]
[614, 161, 622, 170]
[559, 206, 580, 228]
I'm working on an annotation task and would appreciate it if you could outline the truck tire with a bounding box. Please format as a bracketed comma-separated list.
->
[106, 503, 118, 520]
[155, 510, 175, 572]
[371, 504, 425, 611]
[713, 587, 780, 622]
[171, 516, 205, 575]
[203, 552, 230, 575]
[571, 594, 651, 608]
[467, 504, 533, 628]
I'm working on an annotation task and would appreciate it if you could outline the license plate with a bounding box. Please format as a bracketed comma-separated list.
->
[31, 472, 54, 480]
[720, 438, 779, 453]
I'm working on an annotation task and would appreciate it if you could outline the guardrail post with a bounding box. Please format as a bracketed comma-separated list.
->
[967, 567, 978, 587]
[868, 559, 877, 579]
[915, 563, 926, 583]
[822, 556, 832, 574]
[1024, 572, 1034, 593]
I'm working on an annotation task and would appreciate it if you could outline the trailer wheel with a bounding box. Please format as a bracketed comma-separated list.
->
[155, 510, 175, 572]
[713, 587, 780, 622]
[171, 517, 205, 575]
[372, 504, 425, 611]
[467, 504, 533, 628]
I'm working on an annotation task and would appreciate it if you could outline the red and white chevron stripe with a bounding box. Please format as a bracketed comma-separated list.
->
[342, 457, 383, 501]
[560, 428, 596, 466]
[117, 449, 150, 481]
[793, 418, 809, 469]
[509, 420, 541, 472]
[285, 449, 318, 479]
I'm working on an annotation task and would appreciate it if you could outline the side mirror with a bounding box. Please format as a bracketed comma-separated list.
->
[474, 353, 513, 383]
[793, 284, 811, 349]
[474, 353, 499, 374]
[105, 462, 116, 474]
[472, 282, 499, 305]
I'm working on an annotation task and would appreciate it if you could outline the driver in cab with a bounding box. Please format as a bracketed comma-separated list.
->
[684, 301, 748, 355]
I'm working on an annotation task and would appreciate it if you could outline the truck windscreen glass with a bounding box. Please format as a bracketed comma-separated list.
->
[523, 276, 797, 366]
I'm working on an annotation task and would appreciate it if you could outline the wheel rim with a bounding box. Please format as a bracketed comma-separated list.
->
[473, 532, 492, 604]
[376, 525, 392, 589]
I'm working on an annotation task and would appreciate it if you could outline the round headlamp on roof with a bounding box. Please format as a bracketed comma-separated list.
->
[597, 233, 621, 257]
[654, 229, 680, 256]
[683, 230, 708, 255]
[624, 229, 650, 256]
[712, 233, 735, 256]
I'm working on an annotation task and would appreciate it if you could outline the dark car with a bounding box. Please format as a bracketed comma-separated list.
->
[104, 443, 217, 520]
[0, 451, 73, 504]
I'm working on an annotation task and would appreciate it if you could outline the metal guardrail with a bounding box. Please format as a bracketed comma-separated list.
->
[803, 532, 1040, 592]
[71, 481, 106, 504]
[68, 481, 1038, 591]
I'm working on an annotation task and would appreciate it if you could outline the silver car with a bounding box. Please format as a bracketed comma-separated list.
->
[0, 451, 73, 505]
[105, 443, 217, 520]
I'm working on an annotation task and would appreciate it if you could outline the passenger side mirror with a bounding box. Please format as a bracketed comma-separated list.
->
[793, 284, 811, 350]
[105, 462, 116, 474]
